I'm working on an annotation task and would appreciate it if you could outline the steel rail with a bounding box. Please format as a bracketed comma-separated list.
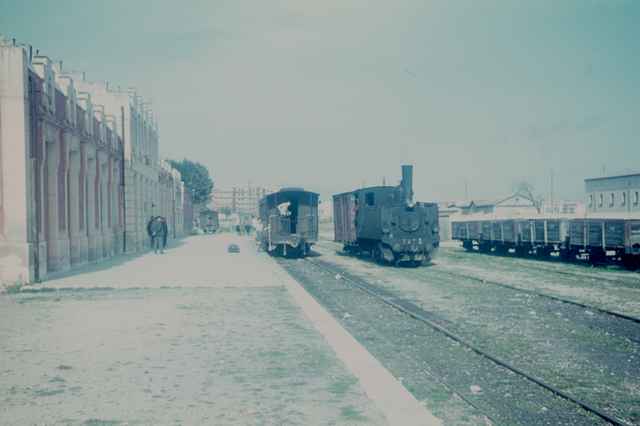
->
[446, 247, 639, 286]
[430, 268, 640, 325]
[305, 258, 629, 426]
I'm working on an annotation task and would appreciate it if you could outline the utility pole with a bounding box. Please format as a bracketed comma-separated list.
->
[550, 168, 554, 215]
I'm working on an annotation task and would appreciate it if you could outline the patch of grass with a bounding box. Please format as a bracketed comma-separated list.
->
[340, 405, 369, 422]
[2, 281, 24, 294]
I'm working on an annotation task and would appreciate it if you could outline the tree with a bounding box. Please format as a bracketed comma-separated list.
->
[218, 207, 233, 216]
[168, 159, 213, 205]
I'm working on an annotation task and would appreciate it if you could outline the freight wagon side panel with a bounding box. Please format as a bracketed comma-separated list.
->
[481, 221, 493, 241]
[604, 220, 625, 247]
[468, 221, 482, 239]
[333, 193, 357, 243]
[451, 222, 465, 240]
[517, 220, 533, 244]
[569, 220, 586, 247]
[534, 220, 545, 242]
[451, 222, 458, 239]
[297, 204, 319, 242]
[587, 220, 603, 248]
[492, 221, 503, 242]
[544, 219, 565, 243]
[626, 221, 640, 253]
[502, 220, 516, 242]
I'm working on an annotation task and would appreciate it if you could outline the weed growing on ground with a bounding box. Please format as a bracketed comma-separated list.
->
[1, 280, 24, 294]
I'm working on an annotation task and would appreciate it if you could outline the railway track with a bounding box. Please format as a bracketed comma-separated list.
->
[423, 267, 640, 326]
[299, 257, 631, 426]
[445, 247, 640, 287]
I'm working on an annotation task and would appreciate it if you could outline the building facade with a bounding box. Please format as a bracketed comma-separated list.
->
[212, 185, 273, 216]
[585, 173, 640, 215]
[0, 40, 185, 284]
[457, 193, 540, 218]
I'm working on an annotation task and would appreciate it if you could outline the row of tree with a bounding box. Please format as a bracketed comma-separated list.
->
[168, 159, 214, 207]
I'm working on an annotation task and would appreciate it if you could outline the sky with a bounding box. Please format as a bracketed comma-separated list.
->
[1, 0, 639, 203]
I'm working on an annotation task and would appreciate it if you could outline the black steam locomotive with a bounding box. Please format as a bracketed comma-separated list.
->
[333, 165, 440, 266]
[258, 188, 319, 258]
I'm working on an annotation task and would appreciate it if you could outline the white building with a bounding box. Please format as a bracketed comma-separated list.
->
[585, 173, 640, 215]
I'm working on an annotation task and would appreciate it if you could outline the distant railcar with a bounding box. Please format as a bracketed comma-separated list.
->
[333, 165, 439, 266]
[200, 210, 219, 234]
[452, 216, 640, 269]
[258, 188, 319, 257]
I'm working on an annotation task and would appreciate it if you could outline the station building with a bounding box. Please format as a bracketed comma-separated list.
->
[585, 173, 640, 215]
[0, 39, 185, 284]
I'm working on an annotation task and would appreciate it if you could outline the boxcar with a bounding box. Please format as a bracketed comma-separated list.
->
[199, 210, 219, 234]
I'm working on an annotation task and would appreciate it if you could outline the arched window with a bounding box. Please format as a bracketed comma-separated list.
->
[622, 192, 626, 206]
[634, 191, 639, 206]
[599, 193, 603, 207]
[588, 194, 593, 208]
[609, 193, 615, 207]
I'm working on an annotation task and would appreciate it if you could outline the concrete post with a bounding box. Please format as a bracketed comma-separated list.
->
[85, 147, 97, 262]
[67, 147, 82, 265]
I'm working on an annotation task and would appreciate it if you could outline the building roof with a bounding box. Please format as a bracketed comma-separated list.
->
[457, 199, 496, 209]
[585, 172, 640, 182]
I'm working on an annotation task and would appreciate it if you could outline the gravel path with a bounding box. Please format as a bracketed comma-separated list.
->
[0, 235, 387, 425]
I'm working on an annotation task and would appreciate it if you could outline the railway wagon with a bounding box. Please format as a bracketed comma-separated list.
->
[452, 216, 640, 269]
[333, 165, 439, 266]
[199, 210, 219, 234]
[569, 217, 640, 267]
[258, 188, 319, 257]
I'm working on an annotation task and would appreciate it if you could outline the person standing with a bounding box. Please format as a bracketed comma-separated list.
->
[160, 216, 169, 252]
[147, 216, 164, 254]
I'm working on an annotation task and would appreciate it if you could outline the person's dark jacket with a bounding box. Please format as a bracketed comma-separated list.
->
[160, 219, 168, 247]
[147, 217, 157, 238]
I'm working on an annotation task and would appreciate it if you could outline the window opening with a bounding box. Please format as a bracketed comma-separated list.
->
[365, 192, 375, 206]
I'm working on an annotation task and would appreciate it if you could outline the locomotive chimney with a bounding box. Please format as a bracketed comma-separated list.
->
[401, 164, 414, 205]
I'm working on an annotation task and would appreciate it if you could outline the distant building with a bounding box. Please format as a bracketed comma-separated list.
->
[585, 173, 640, 214]
[319, 198, 333, 223]
[437, 202, 460, 241]
[458, 200, 496, 216]
[457, 193, 539, 218]
[541, 200, 584, 216]
[212, 185, 273, 216]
